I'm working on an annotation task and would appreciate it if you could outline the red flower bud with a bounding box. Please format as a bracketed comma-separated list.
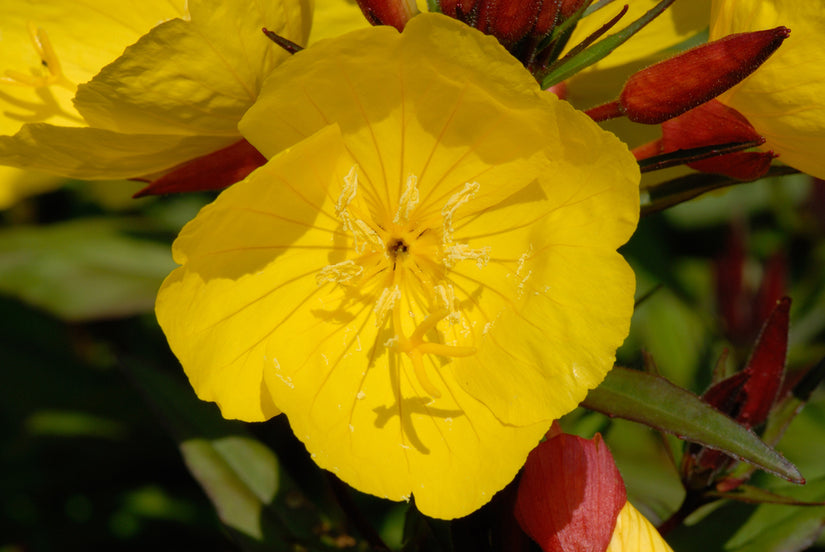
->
[481, 0, 544, 47]
[515, 433, 626, 552]
[662, 100, 775, 181]
[356, 0, 418, 32]
[438, 0, 563, 56]
[133, 139, 266, 197]
[438, 0, 482, 22]
[620, 27, 790, 124]
[559, 0, 589, 20]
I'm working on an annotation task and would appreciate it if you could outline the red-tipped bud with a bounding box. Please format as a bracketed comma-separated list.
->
[480, 0, 544, 47]
[356, 0, 418, 32]
[662, 100, 776, 180]
[439, 0, 562, 56]
[620, 27, 790, 124]
[133, 139, 266, 197]
[737, 297, 790, 428]
[515, 433, 626, 552]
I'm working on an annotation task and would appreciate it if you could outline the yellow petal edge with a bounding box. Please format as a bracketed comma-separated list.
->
[606, 502, 674, 552]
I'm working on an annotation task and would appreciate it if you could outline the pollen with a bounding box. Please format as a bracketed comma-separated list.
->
[316, 166, 491, 399]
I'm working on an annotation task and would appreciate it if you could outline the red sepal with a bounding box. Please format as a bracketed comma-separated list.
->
[355, 0, 416, 31]
[662, 100, 774, 180]
[738, 297, 791, 427]
[515, 432, 626, 552]
[620, 27, 790, 124]
[133, 139, 266, 198]
[480, 0, 544, 47]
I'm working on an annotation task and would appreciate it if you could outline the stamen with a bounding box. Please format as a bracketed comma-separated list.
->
[433, 284, 460, 324]
[393, 174, 420, 224]
[443, 243, 491, 269]
[374, 285, 401, 327]
[441, 181, 479, 244]
[316, 260, 363, 286]
[335, 165, 359, 232]
[352, 219, 384, 254]
[2, 23, 72, 89]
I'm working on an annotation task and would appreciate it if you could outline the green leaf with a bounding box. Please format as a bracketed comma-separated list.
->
[709, 484, 825, 506]
[0, 218, 174, 321]
[582, 367, 803, 483]
[179, 436, 278, 540]
[725, 477, 825, 552]
[540, 0, 676, 87]
[121, 357, 289, 547]
[669, 477, 825, 552]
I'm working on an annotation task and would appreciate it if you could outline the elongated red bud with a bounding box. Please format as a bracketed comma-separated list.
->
[133, 139, 266, 197]
[620, 27, 790, 124]
[356, 0, 418, 31]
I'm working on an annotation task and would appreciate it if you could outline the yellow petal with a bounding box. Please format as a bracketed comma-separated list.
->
[567, 0, 711, 71]
[308, 0, 370, 43]
[155, 126, 351, 422]
[1, 0, 311, 180]
[711, 0, 825, 179]
[606, 502, 674, 552]
[164, 14, 639, 519]
[74, 0, 311, 136]
[0, 124, 233, 179]
[0, 0, 186, 134]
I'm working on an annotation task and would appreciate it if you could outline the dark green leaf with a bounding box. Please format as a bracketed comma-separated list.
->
[582, 367, 802, 483]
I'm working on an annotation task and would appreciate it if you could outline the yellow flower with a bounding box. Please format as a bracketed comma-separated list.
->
[711, 0, 825, 179]
[0, 0, 310, 179]
[606, 502, 674, 552]
[156, 13, 639, 519]
[0, 1, 186, 206]
[0, 1, 186, 135]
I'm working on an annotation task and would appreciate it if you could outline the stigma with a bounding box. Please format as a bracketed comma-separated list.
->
[2, 23, 73, 90]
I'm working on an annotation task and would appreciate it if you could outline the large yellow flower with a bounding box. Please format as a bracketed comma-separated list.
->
[0, 0, 310, 179]
[156, 13, 639, 519]
[710, 0, 825, 179]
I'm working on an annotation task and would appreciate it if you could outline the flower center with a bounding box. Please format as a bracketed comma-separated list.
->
[318, 166, 490, 398]
[387, 237, 409, 268]
[2, 23, 74, 90]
